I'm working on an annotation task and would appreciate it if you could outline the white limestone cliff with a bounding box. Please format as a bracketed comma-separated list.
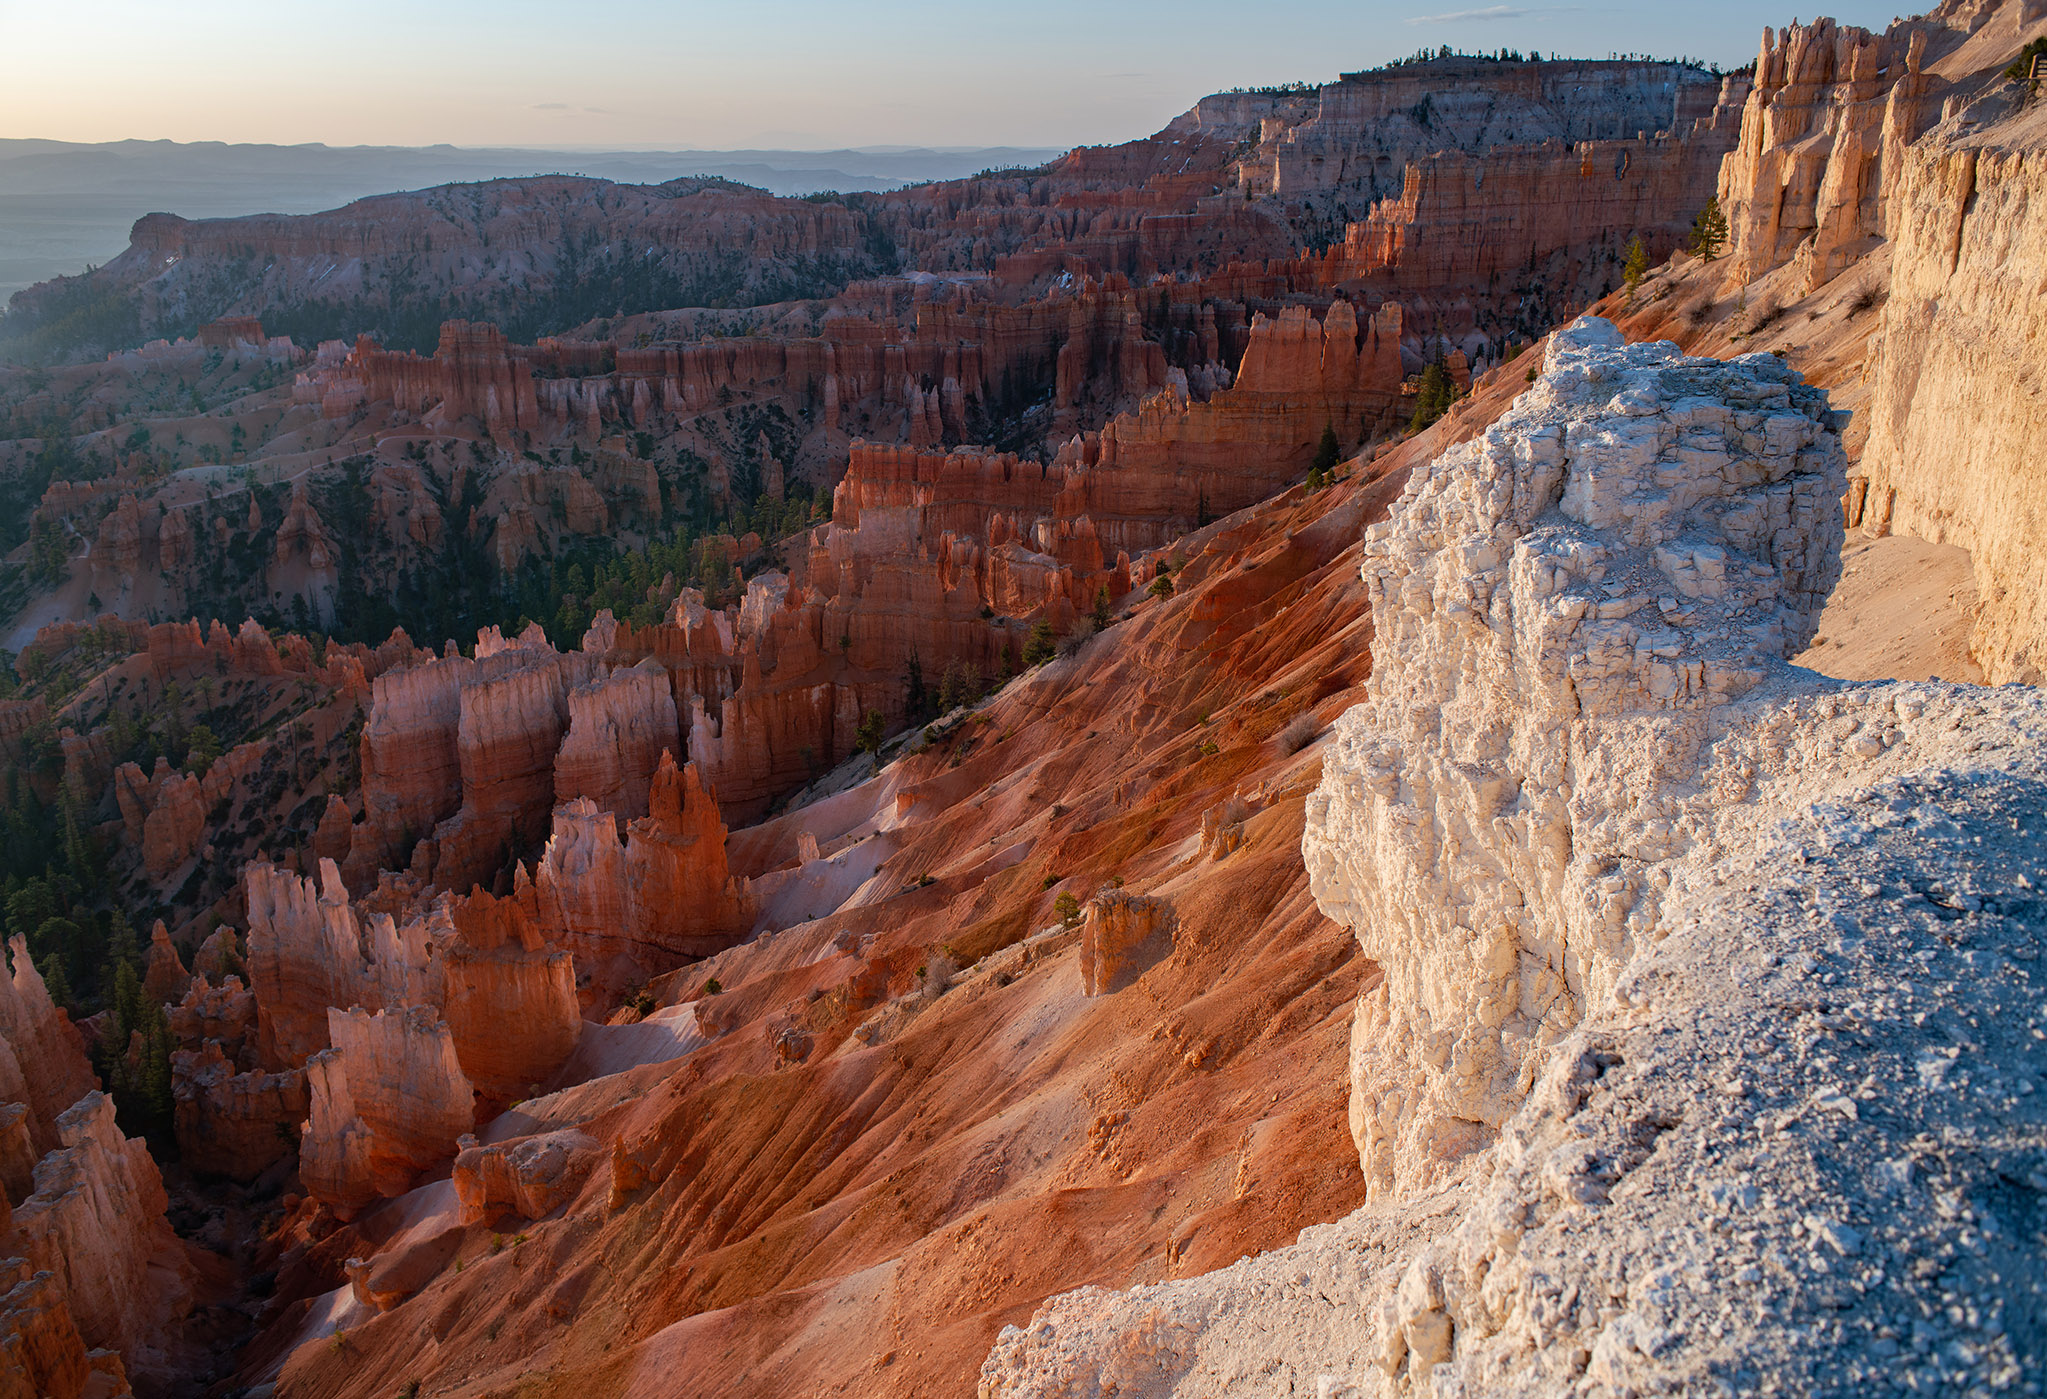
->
[1303, 318, 1844, 1198]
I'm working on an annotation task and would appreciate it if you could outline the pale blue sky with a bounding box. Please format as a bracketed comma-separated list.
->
[2, 0, 1906, 150]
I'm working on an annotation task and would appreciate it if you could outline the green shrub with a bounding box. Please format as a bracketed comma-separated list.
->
[2005, 37, 2047, 82]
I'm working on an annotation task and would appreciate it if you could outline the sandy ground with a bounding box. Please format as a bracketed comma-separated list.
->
[1794, 533, 1983, 685]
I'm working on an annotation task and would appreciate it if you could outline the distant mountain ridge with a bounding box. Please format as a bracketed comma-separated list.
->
[0, 138, 1065, 299]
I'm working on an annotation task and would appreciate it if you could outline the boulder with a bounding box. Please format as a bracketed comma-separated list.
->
[451, 1129, 600, 1224]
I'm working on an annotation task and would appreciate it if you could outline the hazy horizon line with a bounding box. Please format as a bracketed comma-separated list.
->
[0, 137, 1073, 157]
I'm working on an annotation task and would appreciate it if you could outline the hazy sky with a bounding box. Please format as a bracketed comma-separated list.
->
[3, 0, 1906, 151]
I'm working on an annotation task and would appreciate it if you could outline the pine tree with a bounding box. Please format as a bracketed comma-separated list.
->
[1310, 423, 1341, 480]
[1091, 585, 1113, 632]
[110, 958, 142, 1039]
[1623, 235, 1649, 296]
[937, 659, 971, 714]
[37, 955, 72, 1014]
[2004, 36, 2047, 83]
[137, 1006, 174, 1136]
[1687, 197, 1729, 260]
[855, 710, 886, 757]
[903, 650, 927, 720]
[182, 723, 223, 776]
[1023, 620, 1058, 667]
[1408, 363, 1456, 432]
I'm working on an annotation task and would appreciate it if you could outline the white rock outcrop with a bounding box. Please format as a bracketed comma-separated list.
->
[1304, 318, 1844, 1198]
[980, 320, 2047, 1396]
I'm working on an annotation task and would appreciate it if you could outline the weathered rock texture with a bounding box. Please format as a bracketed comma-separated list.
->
[438, 890, 581, 1105]
[978, 316, 2046, 1398]
[1305, 319, 1844, 1196]
[140, 922, 188, 1009]
[1718, 16, 1944, 293]
[0, 938, 182, 1390]
[353, 632, 602, 891]
[532, 754, 752, 1007]
[170, 1043, 307, 1182]
[451, 1128, 600, 1224]
[553, 658, 681, 823]
[623, 753, 751, 959]
[245, 859, 581, 1098]
[9, 1094, 188, 1384]
[248, 375, 1485, 1399]
[0, 1106, 35, 1207]
[0, 1261, 117, 1399]
[246, 860, 386, 1069]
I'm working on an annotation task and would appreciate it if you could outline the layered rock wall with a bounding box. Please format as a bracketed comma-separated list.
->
[355, 632, 602, 890]
[169, 1043, 307, 1182]
[1859, 101, 2047, 683]
[623, 753, 752, 960]
[1245, 59, 1728, 201]
[246, 860, 386, 1067]
[245, 857, 579, 1097]
[437, 892, 581, 1104]
[552, 658, 681, 823]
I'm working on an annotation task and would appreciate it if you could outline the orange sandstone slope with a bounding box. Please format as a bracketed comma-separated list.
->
[256, 368, 1534, 1399]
